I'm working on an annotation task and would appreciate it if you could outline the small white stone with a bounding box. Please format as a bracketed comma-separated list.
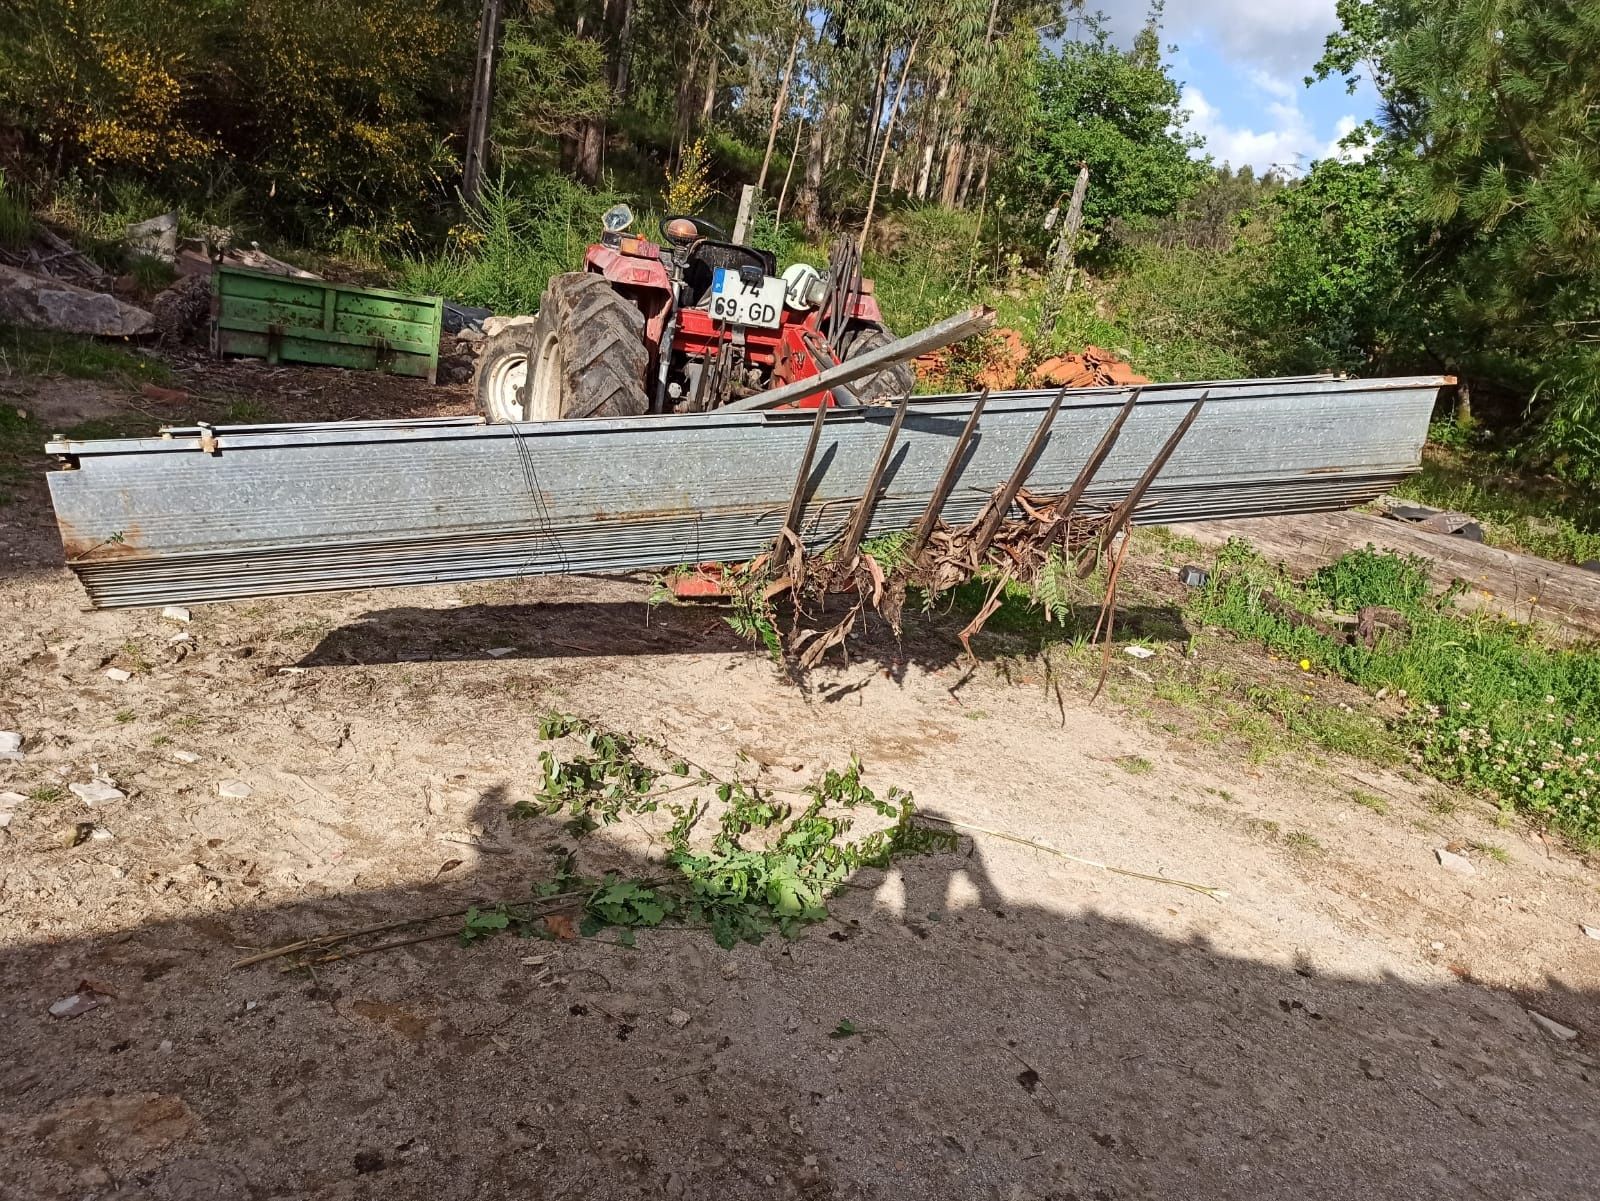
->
[1429, 940, 1445, 952]
[169, 632, 192, 644]
[1527, 1009, 1579, 1041]
[486, 647, 517, 658]
[666, 1007, 691, 1029]
[70, 780, 125, 806]
[171, 750, 201, 764]
[160, 606, 191, 624]
[217, 779, 252, 799]
[1582, 924, 1600, 942]
[89, 826, 114, 842]
[104, 667, 132, 682]
[111, 865, 127, 879]
[0, 732, 22, 760]
[0, 791, 25, 808]
[157, 1039, 174, 1054]
[1435, 848, 1476, 876]
[1123, 646, 1156, 660]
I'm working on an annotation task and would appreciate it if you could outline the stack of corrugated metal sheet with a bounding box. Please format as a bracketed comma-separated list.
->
[44, 375, 1447, 609]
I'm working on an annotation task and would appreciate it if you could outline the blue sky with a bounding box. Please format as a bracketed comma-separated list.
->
[1098, 0, 1381, 175]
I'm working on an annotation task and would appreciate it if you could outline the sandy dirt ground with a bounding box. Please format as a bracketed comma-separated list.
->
[2, 364, 1599, 1200]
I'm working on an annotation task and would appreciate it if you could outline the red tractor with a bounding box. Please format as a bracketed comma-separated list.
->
[472, 204, 913, 422]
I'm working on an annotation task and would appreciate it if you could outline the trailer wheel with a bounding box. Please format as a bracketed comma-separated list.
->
[838, 324, 916, 405]
[474, 273, 650, 422]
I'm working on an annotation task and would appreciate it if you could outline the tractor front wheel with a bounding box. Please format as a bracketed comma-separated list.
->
[838, 324, 916, 405]
[474, 273, 650, 423]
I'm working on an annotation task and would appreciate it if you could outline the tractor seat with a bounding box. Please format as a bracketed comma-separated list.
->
[683, 241, 778, 306]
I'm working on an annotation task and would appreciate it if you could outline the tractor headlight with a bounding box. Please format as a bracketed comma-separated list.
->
[663, 217, 699, 242]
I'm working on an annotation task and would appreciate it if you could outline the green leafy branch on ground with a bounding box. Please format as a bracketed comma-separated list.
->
[488, 712, 956, 948]
[1192, 540, 1600, 846]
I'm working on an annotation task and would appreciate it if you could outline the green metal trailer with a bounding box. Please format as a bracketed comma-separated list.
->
[211, 266, 442, 382]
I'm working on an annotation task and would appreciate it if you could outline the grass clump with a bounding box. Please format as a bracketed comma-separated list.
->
[399, 171, 629, 315]
[0, 177, 34, 249]
[1192, 539, 1600, 846]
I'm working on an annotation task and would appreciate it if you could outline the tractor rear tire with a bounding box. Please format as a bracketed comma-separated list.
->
[838, 324, 916, 405]
[474, 272, 650, 423]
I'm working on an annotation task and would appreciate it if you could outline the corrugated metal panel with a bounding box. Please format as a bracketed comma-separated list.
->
[211, 266, 442, 381]
[44, 376, 1448, 609]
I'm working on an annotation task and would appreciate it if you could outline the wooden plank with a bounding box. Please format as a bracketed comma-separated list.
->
[1182, 510, 1600, 642]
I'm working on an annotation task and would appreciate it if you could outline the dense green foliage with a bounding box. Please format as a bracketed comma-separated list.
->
[1012, 18, 1205, 239]
[1309, 0, 1600, 476]
[1196, 542, 1600, 845]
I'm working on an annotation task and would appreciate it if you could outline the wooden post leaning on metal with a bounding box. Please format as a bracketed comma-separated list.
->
[1079, 391, 1209, 576]
[1041, 386, 1142, 541]
[907, 388, 990, 559]
[966, 384, 1070, 559]
[835, 393, 910, 566]
[771, 399, 833, 576]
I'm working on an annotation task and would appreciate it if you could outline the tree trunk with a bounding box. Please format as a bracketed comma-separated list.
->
[776, 114, 805, 223]
[797, 106, 826, 236]
[700, 54, 719, 125]
[461, 0, 505, 208]
[758, 27, 802, 192]
[1037, 164, 1090, 343]
[863, 43, 891, 172]
[915, 69, 948, 200]
[940, 131, 965, 206]
[859, 37, 919, 254]
[673, 3, 708, 160]
[578, 0, 633, 188]
[614, 0, 635, 100]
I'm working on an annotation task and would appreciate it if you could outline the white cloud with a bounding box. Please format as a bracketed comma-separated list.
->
[1320, 115, 1372, 161]
[1181, 83, 1317, 175]
[1162, 0, 1339, 76]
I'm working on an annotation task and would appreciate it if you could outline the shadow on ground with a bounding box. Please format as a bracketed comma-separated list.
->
[3, 790, 1596, 1200]
[298, 598, 1192, 676]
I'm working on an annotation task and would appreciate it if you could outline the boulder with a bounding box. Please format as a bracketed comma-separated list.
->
[0, 264, 154, 337]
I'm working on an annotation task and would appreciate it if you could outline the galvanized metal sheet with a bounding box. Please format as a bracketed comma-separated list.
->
[44, 376, 1447, 608]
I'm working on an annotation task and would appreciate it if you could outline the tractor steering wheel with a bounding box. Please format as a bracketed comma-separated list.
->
[660, 214, 727, 245]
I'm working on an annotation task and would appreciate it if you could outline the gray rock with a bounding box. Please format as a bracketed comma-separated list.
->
[70, 780, 125, 806]
[1527, 1009, 1579, 1041]
[217, 779, 252, 799]
[481, 313, 538, 338]
[0, 264, 154, 336]
[0, 731, 21, 761]
[1435, 847, 1476, 875]
[126, 211, 179, 262]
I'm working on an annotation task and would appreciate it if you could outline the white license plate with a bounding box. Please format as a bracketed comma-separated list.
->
[709, 268, 786, 328]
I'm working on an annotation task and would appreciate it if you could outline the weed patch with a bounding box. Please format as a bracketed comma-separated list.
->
[1192, 540, 1600, 845]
